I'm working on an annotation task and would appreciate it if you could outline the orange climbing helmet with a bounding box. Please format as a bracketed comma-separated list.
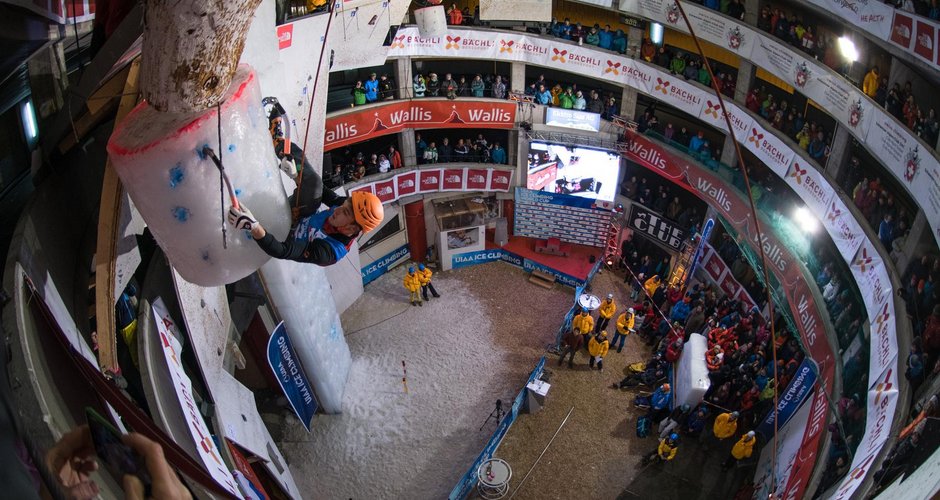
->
[351, 191, 384, 233]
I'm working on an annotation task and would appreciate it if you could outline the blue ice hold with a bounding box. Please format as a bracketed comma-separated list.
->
[172, 206, 191, 222]
[228, 143, 236, 153]
[169, 164, 185, 188]
[195, 144, 210, 160]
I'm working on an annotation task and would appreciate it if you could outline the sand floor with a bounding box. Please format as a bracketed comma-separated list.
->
[278, 262, 572, 499]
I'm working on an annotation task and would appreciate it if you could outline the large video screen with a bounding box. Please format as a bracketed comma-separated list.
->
[526, 142, 620, 202]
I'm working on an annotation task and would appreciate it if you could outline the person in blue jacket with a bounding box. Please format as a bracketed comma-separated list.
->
[670, 298, 691, 324]
[536, 84, 553, 106]
[598, 24, 613, 50]
[649, 383, 673, 423]
[364, 72, 380, 102]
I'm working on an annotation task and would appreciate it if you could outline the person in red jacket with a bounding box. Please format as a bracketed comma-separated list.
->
[447, 3, 463, 24]
[706, 345, 724, 371]
[665, 338, 684, 363]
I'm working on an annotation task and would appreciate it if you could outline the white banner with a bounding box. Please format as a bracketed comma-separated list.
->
[832, 365, 900, 500]
[850, 240, 899, 383]
[820, 195, 866, 263]
[682, 2, 756, 56]
[152, 298, 241, 496]
[803, 0, 894, 40]
[752, 390, 815, 500]
[572, 0, 613, 6]
[785, 159, 834, 216]
[743, 121, 793, 177]
[648, 71, 707, 117]
[867, 108, 925, 190]
[697, 98, 753, 143]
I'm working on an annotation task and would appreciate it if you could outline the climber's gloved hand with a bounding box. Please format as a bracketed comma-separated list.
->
[279, 157, 298, 180]
[227, 204, 257, 231]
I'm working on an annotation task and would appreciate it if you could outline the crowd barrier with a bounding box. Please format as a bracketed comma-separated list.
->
[448, 356, 547, 500]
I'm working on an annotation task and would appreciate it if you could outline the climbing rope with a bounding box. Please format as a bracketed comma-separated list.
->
[672, 0, 783, 491]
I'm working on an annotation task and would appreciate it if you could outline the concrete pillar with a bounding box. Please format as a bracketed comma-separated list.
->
[27, 41, 68, 120]
[507, 129, 519, 165]
[824, 124, 852, 185]
[734, 60, 756, 104]
[897, 210, 928, 272]
[720, 135, 738, 167]
[743, 0, 759, 25]
[621, 87, 639, 120]
[400, 129, 417, 167]
[627, 25, 643, 59]
[510, 61, 526, 94]
[394, 57, 412, 99]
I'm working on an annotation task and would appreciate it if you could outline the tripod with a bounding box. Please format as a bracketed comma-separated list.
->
[479, 400, 505, 431]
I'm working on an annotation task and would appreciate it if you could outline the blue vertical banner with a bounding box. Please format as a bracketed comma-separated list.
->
[267, 322, 318, 432]
[686, 218, 714, 286]
[755, 359, 817, 439]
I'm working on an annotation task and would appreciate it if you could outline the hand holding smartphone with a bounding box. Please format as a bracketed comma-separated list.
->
[85, 408, 153, 492]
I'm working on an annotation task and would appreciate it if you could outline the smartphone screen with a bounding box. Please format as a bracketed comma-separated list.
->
[85, 408, 152, 488]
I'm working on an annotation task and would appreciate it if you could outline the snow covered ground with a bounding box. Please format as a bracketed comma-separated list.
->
[278, 262, 571, 499]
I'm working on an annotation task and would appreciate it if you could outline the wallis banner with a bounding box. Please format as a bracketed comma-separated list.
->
[324, 99, 516, 151]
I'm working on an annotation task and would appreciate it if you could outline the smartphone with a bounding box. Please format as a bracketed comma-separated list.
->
[85, 407, 152, 489]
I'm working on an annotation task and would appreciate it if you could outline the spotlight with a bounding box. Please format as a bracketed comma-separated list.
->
[793, 207, 819, 233]
[837, 36, 858, 63]
[650, 23, 664, 45]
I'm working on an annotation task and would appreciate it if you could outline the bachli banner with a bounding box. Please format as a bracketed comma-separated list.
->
[324, 99, 516, 151]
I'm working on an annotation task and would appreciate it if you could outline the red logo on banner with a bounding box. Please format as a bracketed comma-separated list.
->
[874, 368, 894, 404]
[719, 271, 738, 297]
[704, 252, 723, 281]
[499, 40, 514, 53]
[704, 100, 720, 119]
[604, 60, 621, 75]
[551, 48, 568, 62]
[789, 163, 806, 184]
[466, 169, 488, 190]
[277, 24, 294, 50]
[914, 21, 936, 60]
[654, 78, 670, 95]
[892, 13, 914, 48]
[373, 179, 396, 203]
[445, 35, 461, 49]
[442, 169, 464, 190]
[396, 172, 417, 197]
[419, 169, 441, 192]
[827, 201, 842, 221]
[488, 171, 512, 191]
[748, 128, 763, 144]
[391, 34, 406, 48]
[853, 247, 873, 272]
[351, 183, 374, 195]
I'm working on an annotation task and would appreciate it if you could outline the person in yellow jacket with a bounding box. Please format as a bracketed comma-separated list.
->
[723, 431, 757, 469]
[643, 433, 679, 464]
[644, 275, 662, 298]
[588, 331, 610, 370]
[713, 411, 739, 440]
[572, 309, 594, 350]
[862, 66, 879, 98]
[595, 293, 616, 333]
[403, 266, 422, 307]
[612, 307, 635, 353]
[416, 263, 441, 301]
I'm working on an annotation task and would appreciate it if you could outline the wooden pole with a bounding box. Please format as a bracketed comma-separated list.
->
[141, 0, 262, 113]
[95, 58, 141, 373]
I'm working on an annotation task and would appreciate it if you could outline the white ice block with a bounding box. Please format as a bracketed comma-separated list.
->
[674, 333, 710, 410]
[260, 258, 351, 414]
[107, 66, 290, 286]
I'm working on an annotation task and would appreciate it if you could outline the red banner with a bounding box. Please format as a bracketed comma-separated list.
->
[419, 169, 441, 192]
[226, 440, 270, 499]
[324, 100, 517, 151]
[442, 168, 465, 190]
[373, 179, 396, 203]
[466, 168, 488, 190]
[703, 251, 724, 281]
[914, 20, 937, 61]
[396, 171, 417, 197]
[488, 170, 512, 191]
[891, 12, 914, 49]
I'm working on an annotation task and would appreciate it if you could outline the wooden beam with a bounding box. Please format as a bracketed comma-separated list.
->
[57, 64, 132, 154]
[95, 57, 141, 374]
